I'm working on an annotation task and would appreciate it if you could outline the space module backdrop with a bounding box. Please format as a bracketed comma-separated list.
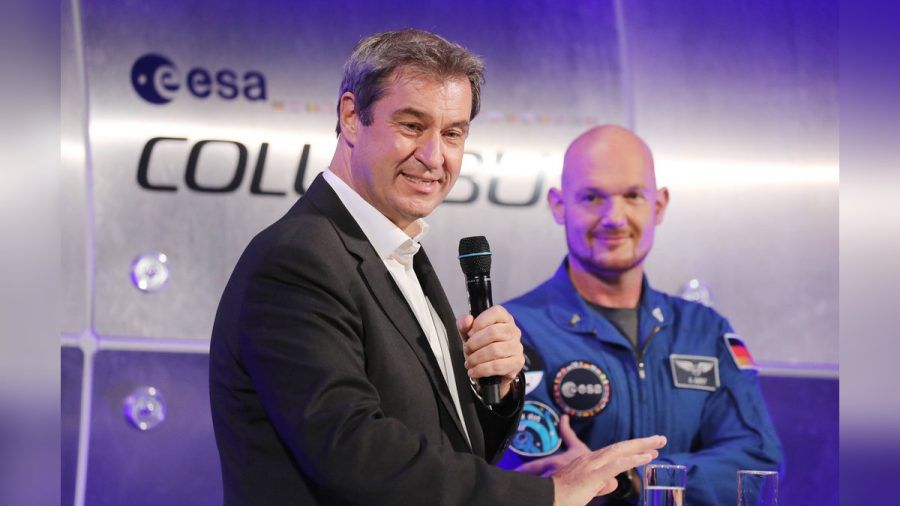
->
[60, 1, 838, 505]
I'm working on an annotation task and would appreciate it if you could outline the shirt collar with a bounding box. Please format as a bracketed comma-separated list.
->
[323, 168, 429, 266]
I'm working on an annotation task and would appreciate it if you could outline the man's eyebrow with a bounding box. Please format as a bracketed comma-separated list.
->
[391, 107, 431, 121]
[576, 185, 647, 196]
[391, 108, 470, 131]
[446, 119, 470, 132]
[626, 185, 648, 192]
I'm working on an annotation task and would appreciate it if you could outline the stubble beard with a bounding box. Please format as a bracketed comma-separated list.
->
[568, 232, 650, 281]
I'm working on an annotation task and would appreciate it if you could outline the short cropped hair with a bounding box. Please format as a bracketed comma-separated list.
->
[335, 29, 485, 135]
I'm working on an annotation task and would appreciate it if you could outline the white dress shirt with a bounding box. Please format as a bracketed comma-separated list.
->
[322, 169, 471, 446]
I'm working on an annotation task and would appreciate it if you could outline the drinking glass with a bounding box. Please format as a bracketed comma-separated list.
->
[643, 464, 686, 506]
[737, 470, 778, 506]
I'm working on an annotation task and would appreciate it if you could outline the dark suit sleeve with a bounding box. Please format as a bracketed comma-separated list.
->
[473, 372, 527, 464]
[237, 237, 552, 506]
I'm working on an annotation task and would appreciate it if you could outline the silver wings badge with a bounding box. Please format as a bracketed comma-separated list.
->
[669, 354, 720, 391]
[675, 359, 715, 376]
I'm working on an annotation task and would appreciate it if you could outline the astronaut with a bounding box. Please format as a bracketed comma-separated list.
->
[497, 125, 783, 505]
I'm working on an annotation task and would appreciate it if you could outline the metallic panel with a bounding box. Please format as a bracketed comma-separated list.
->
[625, 0, 837, 164]
[79, 0, 836, 364]
[759, 376, 838, 506]
[85, 350, 221, 506]
[623, 0, 838, 363]
[648, 184, 837, 364]
[81, 0, 623, 339]
[61, 0, 90, 334]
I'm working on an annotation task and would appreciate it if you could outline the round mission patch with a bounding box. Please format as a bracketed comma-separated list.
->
[509, 400, 562, 457]
[551, 360, 611, 418]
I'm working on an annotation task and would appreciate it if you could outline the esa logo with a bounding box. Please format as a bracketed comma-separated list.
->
[130, 53, 267, 104]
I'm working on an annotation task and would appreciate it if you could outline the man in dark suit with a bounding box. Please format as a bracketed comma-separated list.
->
[209, 29, 665, 506]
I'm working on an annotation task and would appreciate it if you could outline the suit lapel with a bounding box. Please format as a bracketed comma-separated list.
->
[304, 175, 475, 452]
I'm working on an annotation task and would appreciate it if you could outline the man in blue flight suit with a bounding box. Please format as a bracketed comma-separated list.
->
[497, 125, 783, 504]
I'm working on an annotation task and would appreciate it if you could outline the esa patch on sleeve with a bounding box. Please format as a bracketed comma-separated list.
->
[724, 333, 758, 370]
[669, 354, 720, 391]
[509, 400, 562, 457]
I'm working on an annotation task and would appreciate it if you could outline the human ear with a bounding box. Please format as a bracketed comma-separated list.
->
[654, 187, 670, 225]
[338, 92, 359, 145]
[547, 188, 566, 225]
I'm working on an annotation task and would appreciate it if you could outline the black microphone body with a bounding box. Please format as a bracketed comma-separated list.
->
[458, 236, 502, 406]
[465, 275, 493, 317]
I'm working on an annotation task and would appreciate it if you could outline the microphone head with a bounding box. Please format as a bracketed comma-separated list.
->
[458, 236, 492, 276]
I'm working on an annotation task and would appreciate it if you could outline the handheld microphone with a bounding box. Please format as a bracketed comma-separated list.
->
[458, 236, 501, 406]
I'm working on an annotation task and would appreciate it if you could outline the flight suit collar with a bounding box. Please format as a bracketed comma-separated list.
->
[546, 260, 673, 348]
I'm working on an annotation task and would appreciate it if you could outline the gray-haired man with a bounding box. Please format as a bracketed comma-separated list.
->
[210, 29, 665, 506]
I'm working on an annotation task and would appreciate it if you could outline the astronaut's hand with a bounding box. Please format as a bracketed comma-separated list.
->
[515, 415, 591, 477]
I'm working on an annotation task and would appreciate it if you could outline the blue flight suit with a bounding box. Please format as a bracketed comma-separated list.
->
[498, 262, 783, 505]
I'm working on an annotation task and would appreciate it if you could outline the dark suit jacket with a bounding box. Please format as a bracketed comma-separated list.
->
[209, 174, 553, 505]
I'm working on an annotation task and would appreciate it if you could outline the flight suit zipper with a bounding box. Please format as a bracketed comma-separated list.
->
[636, 325, 662, 380]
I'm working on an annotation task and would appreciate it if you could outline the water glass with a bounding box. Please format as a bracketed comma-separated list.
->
[643, 464, 687, 506]
[737, 470, 778, 506]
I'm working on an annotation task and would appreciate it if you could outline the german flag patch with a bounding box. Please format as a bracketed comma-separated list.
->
[724, 333, 758, 370]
